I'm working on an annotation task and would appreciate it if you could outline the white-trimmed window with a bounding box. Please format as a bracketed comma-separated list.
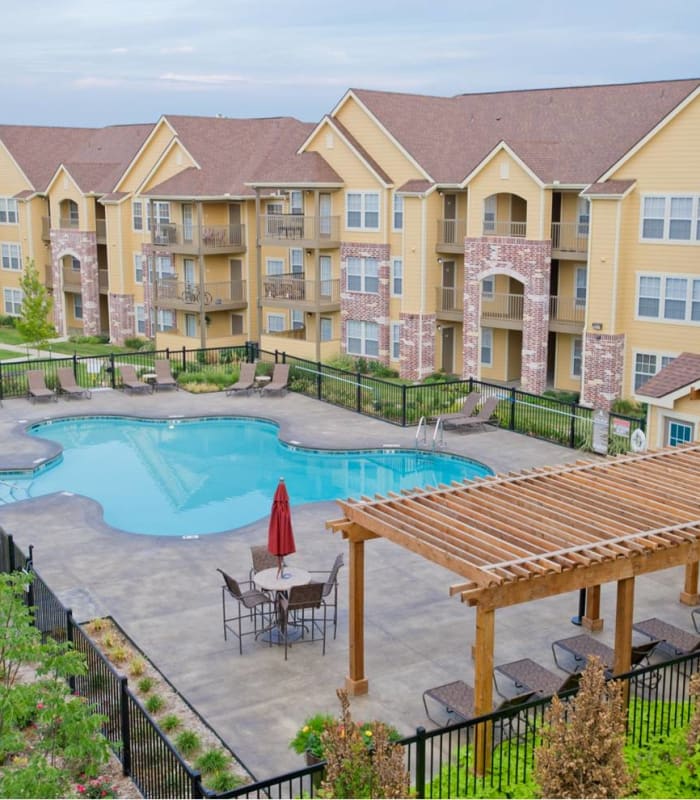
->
[133, 254, 144, 283]
[155, 255, 175, 280]
[148, 201, 170, 230]
[1, 243, 21, 270]
[184, 313, 197, 338]
[391, 322, 401, 360]
[135, 304, 146, 334]
[347, 257, 378, 293]
[641, 195, 700, 242]
[320, 317, 332, 341]
[290, 191, 303, 215]
[482, 276, 494, 298]
[156, 309, 176, 332]
[266, 258, 284, 276]
[391, 258, 403, 296]
[480, 327, 493, 366]
[3, 287, 22, 315]
[637, 274, 700, 322]
[291, 310, 304, 330]
[267, 313, 285, 333]
[577, 197, 590, 236]
[290, 248, 303, 274]
[347, 320, 379, 356]
[0, 198, 18, 225]
[667, 419, 693, 447]
[393, 194, 403, 230]
[132, 199, 145, 231]
[346, 192, 380, 230]
[575, 267, 587, 306]
[483, 196, 496, 232]
[572, 337, 583, 377]
[634, 352, 675, 391]
[73, 295, 83, 320]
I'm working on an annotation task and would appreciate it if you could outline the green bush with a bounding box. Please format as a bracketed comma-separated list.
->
[160, 714, 181, 733]
[194, 747, 230, 773]
[145, 694, 165, 714]
[204, 770, 244, 792]
[137, 677, 154, 694]
[174, 729, 201, 756]
[124, 336, 150, 351]
[0, 315, 17, 327]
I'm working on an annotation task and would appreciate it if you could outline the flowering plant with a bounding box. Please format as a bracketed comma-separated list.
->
[290, 713, 335, 758]
[75, 775, 117, 798]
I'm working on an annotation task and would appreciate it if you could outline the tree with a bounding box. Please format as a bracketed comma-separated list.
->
[16, 259, 55, 352]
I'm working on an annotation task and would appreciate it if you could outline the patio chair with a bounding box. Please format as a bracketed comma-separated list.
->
[27, 370, 58, 403]
[226, 363, 256, 396]
[56, 367, 91, 400]
[422, 679, 535, 729]
[551, 633, 658, 675]
[494, 658, 581, 699]
[248, 544, 278, 587]
[309, 553, 344, 639]
[119, 365, 152, 394]
[633, 618, 700, 658]
[217, 568, 274, 655]
[261, 364, 290, 397]
[154, 359, 178, 391]
[440, 393, 482, 424]
[692, 608, 700, 634]
[278, 582, 326, 660]
[442, 395, 500, 431]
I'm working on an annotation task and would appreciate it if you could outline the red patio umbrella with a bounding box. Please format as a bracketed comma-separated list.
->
[267, 478, 296, 577]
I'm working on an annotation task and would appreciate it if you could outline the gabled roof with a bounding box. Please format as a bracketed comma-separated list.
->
[0, 123, 155, 194]
[636, 353, 700, 399]
[349, 79, 700, 185]
[144, 115, 341, 198]
[583, 179, 637, 198]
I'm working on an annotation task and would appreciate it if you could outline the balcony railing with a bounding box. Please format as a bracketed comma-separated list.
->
[59, 217, 80, 230]
[436, 218, 466, 249]
[62, 266, 82, 288]
[435, 286, 464, 314]
[481, 292, 524, 321]
[98, 269, 108, 292]
[551, 222, 588, 254]
[550, 295, 586, 325]
[153, 278, 247, 309]
[262, 273, 340, 305]
[482, 220, 527, 237]
[41, 217, 51, 241]
[151, 223, 246, 252]
[261, 214, 340, 245]
[96, 219, 106, 242]
[265, 326, 307, 339]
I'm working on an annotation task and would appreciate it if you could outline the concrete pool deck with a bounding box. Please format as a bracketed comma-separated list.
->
[0, 388, 695, 778]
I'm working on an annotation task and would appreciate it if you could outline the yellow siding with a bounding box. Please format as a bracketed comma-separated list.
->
[585, 199, 619, 332]
[116, 122, 180, 192]
[553, 333, 581, 392]
[141, 145, 195, 193]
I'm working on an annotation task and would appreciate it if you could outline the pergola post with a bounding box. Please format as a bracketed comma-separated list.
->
[613, 576, 634, 676]
[473, 605, 495, 776]
[583, 584, 603, 631]
[681, 562, 700, 605]
[346, 536, 369, 696]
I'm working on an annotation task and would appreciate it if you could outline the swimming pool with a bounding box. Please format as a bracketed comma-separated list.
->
[0, 416, 493, 536]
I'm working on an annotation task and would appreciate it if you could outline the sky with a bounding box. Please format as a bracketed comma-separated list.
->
[2, 0, 699, 128]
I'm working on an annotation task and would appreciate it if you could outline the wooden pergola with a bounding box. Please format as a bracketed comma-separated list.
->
[327, 444, 700, 721]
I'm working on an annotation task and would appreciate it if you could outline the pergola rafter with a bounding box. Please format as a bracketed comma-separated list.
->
[327, 442, 700, 750]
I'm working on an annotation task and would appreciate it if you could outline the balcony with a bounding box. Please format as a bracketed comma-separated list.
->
[152, 279, 248, 312]
[96, 219, 106, 244]
[260, 214, 340, 248]
[59, 217, 80, 230]
[436, 219, 466, 253]
[151, 223, 246, 255]
[62, 266, 82, 292]
[41, 217, 51, 242]
[98, 269, 108, 293]
[435, 286, 463, 321]
[262, 273, 340, 311]
[551, 222, 588, 259]
[44, 264, 53, 289]
[482, 220, 527, 238]
[480, 292, 524, 328]
[549, 295, 585, 332]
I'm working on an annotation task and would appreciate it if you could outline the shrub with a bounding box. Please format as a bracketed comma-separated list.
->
[174, 729, 201, 756]
[124, 336, 150, 351]
[145, 694, 165, 714]
[75, 775, 117, 798]
[160, 714, 181, 733]
[204, 770, 243, 792]
[137, 677, 154, 694]
[195, 747, 230, 773]
[128, 657, 146, 677]
[108, 645, 128, 664]
[290, 713, 335, 758]
[535, 657, 632, 798]
[0, 314, 17, 327]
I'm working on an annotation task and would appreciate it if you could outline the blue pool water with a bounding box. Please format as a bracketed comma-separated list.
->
[0, 416, 492, 536]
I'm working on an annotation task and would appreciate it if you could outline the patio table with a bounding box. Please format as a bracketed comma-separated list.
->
[254, 566, 310, 644]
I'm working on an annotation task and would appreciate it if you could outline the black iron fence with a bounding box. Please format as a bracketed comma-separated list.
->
[0, 343, 645, 454]
[2, 530, 697, 799]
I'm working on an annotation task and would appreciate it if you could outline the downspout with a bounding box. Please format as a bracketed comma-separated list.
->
[419, 195, 427, 378]
[610, 200, 622, 333]
[255, 189, 262, 345]
[198, 202, 206, 349]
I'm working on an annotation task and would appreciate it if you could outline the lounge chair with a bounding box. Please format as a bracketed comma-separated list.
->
[56, 367, 91, 400]
[494, 658, 581, 699]
[154, 359, 178, 391]
[422, 679, 534, 727]
[633, 618, 700, 657]
[226, 363, 257, 396]
[119, 365, 152, 394]
[443, 395, 500, 431]
[27, 370, 58, 403]
[261, 364, 290, 397]
[440, 393, 482, 424]
[551, 633, 658, 674]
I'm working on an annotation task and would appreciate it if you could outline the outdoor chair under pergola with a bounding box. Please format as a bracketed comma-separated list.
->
[326, 442, 700, 773]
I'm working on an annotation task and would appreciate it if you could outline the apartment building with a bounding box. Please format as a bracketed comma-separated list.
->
[1, 78, 699, 447]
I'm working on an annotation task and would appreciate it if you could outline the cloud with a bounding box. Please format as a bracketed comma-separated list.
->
[110, 47, 129, 54]
[159, 44, 195, 54]
[74, 76, 130, 88]
[159, 72, 247, 87]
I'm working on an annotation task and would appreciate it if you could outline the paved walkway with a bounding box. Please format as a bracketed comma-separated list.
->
[0, 389, 694, 778]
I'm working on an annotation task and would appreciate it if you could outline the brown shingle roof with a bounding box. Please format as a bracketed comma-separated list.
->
[350, 79, 700, 184]
[0, 123, 154, 193]
[583, 179, 636, 196]
[397, 179, 434, 193]
[145, 116, 341, 197]
[329, 118, 392, 185]
[636, 352, 700, 398]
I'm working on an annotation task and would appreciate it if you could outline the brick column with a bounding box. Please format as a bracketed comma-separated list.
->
[581, 332, 625, 410]
[108, 294, 135, 345]
[49, 229, 99, 335]
[399, 312, 436, 380]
